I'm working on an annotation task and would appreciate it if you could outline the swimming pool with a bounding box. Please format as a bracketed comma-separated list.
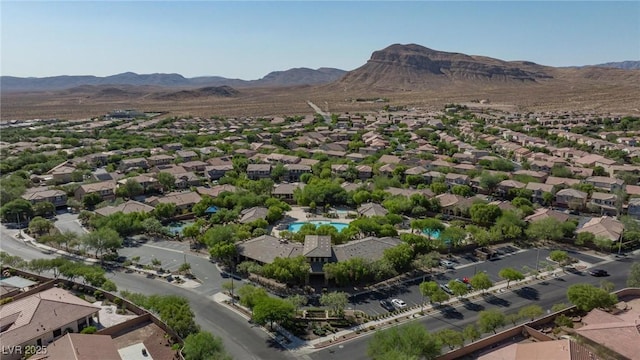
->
[166, 221, 195, 236]
[288, 221, 349, 233]
[422, 228, 441, 239]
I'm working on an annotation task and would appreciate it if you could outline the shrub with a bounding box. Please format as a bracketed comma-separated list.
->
[0, 298, 13, 305]
[554, 315, 574, 328]
[80, 326, 97, 334]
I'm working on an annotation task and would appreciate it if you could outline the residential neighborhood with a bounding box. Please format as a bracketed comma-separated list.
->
[2, 104, 640, 360]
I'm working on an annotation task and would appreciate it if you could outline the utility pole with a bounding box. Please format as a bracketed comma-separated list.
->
[535, 248, 541, 274]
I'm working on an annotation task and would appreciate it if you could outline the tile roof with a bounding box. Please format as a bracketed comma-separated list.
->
[303, 235, 332, 258]
[333, 237, 401, 262]
[32, 333, 122, 360]
[237, 235, 303, 264]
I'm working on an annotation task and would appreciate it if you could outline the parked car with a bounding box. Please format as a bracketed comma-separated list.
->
[379, 300, 395, 312]
[391, 298, 407, 308]
[455, 278, 473, 290]
[440, 283, 453, 295]
[588, 269, 609, 277]
[440, 260, 455, 269]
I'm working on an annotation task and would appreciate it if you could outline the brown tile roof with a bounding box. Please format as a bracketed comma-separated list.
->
[33, 333, 122, 360]
[577, 308, 640, 360]
[576, 216, 624, 241]
[0, 288, 100, 347]
[94, 200, 155, 217]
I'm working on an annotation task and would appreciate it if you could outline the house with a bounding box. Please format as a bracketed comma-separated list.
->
[524, 208, 570, 223]
[47, 162, 76, 184]
[21, 188, 67, 208]
[175, 150, 198, 162]
[584, 176, 624, 193]
[0, 288, 100, 360]
[284, 164, 312, 182]
[545, 176, 581, 188]
[303, 235, 332, 273]
[512, 170, 548, 183]
[332, 237, 401, 262]
[272, 183, 303, 203]
[238, 206, 268, 224]
[174, 172, 201, 189]
[118, 158, 148, 172]
[74, 181, 116, 202]
[181, 160, 208, 173]
[525, 182, 554, 204]
[117, 174, 159, 193]
[554, 188, 588, 209]
[576, 216, 624, 243]
[94, 200, 155, 217]
[378, 154, 402, 165]
[195, 184, 237, 198]
[444, 173, 470, 188]
[247, 164, 271, 180]
[146, 154, 174, 167]
[574, 307, 640, 360]
[205, 164, 234, 180]
[31, 333, 122, 360]
[357, 203, 388, 217]
[477, 338, 600, 360]
[590, 192, 618, 215]
[146, 191, 202, 211]
[237, 235, 303, 265]
[162, 143, 182, 151]
[356, 165, 373, 180]
[497, 180, 526, 197]
[627, 197, 640, 218]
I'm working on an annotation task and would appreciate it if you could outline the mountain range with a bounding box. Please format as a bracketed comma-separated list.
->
[1, 46, 638, 93]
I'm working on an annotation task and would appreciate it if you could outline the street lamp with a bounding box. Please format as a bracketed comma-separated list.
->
[420, 274, 426, 313]
[535, 248, 541, 274]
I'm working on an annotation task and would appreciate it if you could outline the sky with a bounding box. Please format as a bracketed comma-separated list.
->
[1, 1, 639, 79]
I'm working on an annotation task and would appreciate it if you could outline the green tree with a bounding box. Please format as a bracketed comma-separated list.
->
[470, 272, 493, 293]
[526, 217, 564, 242]
[252, 296, 295, 329]
[447, 279, 469, 298]
[141, 217, 167, 236]
[287, 294, 307, 313]
[478, 309, 505, 334]
[498, 267, 524, 288]
[451, 185, 473, 197]
[157, 172, 176, 191]
[82, 227, 123, 258]
[593, 236, 612, 253]
[0, 198, 34, 223]
[549, 250, 571, 267]
[153, 202, 177, 220]
[518, 304, 544, 321]
[237, 284, 268, 310]
[505, 313, 521, 326]
[440, 226, 467, 249]
[436, 328, 464, 350]
[628, 262, 640, 287]
[183, 331, 232, 360]
[551, 303, 569, 312]
[429, 182, 448, 195]
[567, 284, 618, 312]
[320, 292, 349, 317]
[382, 243, 414, 271]
[469, 203, 502, 227]
[28, 216, 53, 237]
[102, 280, 117, 292]
[33, 201, 55, 217]
[82, 193, 103, 210]
[367, 323, 441, 360]
[462, 324, 480, 342]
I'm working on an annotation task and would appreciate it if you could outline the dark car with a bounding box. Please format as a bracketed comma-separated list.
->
[588, 269, 609, 277]
[379, 300, 395, 312]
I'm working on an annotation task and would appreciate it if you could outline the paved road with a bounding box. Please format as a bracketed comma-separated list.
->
[310, 255, 638, 360]
[53, 212, 87, 236]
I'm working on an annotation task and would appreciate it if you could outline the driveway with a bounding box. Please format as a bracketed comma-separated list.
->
[54, 211, 87, 236]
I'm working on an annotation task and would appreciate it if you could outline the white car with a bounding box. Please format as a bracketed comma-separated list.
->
[391, 298, 407, 308]
[440, 260, 455, 269]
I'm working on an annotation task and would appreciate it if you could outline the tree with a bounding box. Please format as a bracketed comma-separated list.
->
[628, 262, 640, 287]
[82, 193, 103, 210]
[153, 202, 176, 220]
[549, 250, 571, 267]
[567, 284, 618, 312]
[33, 201, 55, 217]
[287, 294, 307, 313]
[440, 226, 467, 249]
[141, 217, 167, 236]
[102, 280, 117, 292]
[447, 279, 469, 298]
[82, 227, 123, 258]
[436, 329, 464, 350]
[478, 309, 505, 334]
[600, 280, 615, 292]
[157, 172, 176, 191]
[183, 331, 232, 360]
[470, 272, 493, 293]
[367, 323, 441, 360]
[498, 267, 524, 288]
[0, 198, 34, 223]
[237, 284, 268, 310]
[320, 292, 349, 317]
[462, 324, 480, 342]
[518, 304, 544, 321]
[505, 313, 521, 326]
[551, 303, 569, 312]
[429, 182, 448, 195]
[28, 258, 53, 275]
[451, 185, 473, 197]
[117, 179, 144, 198]
[469, 203, 502, 227]
[526, 217, 564, 242]
[593, 236, 612, 253]
[479, 172, 502, 194]
[28, 216, 53, 237]
[252, 296, 295, 329]
[382, 243, 414, 271]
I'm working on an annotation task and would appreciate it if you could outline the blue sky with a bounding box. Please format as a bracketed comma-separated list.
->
[2, 1, 639, 79]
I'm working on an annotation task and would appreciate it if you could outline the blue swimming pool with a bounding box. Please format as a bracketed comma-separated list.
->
[288, 221, 349, 233]
[166, 221, 195, 236]
[422, 228, 441, 239]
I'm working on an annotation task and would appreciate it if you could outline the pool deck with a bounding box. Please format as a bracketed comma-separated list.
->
[272, 206, 356, 237]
